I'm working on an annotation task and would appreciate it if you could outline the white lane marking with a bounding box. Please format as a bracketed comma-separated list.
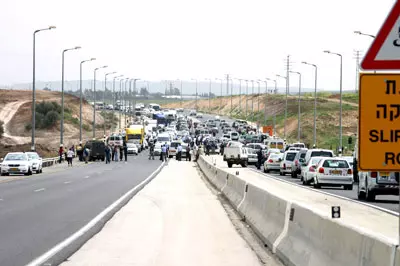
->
[0, 198, 3, 201]
[83, 176, 90, 179]
[34, 188, 46, 193]
[64, 181, 72, 184]
[273, 201, 292, 253]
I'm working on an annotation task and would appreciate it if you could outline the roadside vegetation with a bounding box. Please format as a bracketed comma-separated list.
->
[0, 120, 4, 138]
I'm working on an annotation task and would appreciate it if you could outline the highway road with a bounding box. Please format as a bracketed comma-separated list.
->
[197, 113, 399, 213]
[0, 151, 160, 266]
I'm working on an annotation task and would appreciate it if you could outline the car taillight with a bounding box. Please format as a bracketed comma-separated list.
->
[370, 172, 377, 178]
[318, 167, 324, 174]
[268, 159, 273, 163]
[309, 166, 315, 172]
[295, 160, 298, 166]
[283, 163, 286, 169]
[347, 169, 352, 175]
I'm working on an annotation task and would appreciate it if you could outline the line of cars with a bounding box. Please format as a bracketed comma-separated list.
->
[0, 152, 43, 176]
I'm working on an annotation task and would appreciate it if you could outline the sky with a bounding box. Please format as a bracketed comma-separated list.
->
[0, 0, 396, 92]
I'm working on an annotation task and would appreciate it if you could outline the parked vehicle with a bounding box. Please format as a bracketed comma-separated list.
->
[26, 152, 43, 174]
[313, 158, 353, 190]
[358, 171, 399, 201]
[0, 152, 33, 176]
[223, 141, 248, 168]
[126, 140, 139, 155]
[301, 156, 325, 185]
[85, 140, 106, 161]
[230, 131, 239, 141]
[263, 153, 283, 173]
[304, 149, 335, 165]
[279, 151, 298, 176]
[245, 148, 258, 165]
[290, 148, 308, 178]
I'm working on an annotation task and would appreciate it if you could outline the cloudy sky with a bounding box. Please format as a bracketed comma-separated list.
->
[0, 0, 395, 91]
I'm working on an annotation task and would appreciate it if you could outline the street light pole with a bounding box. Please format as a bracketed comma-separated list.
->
[302, 61, 318, 147]
[32, 26, 56, 151]
[112, 75, 123, 133]
[132, 78, 140, 118]
[236, 79, 242, 112]
[93, 65, 108, 139]
[290, 71, 302, 143]
[191, 79, 198, 111]
[215, 78, 223, 115]
[260, 79, 267, 125]
[266, 78, 276, 135]
[324, 51, 343, 154]
[61, 46, 81, 145]
[124, 78, 129, 127]
[79, 58, 96, 142]
[277, 74, 288, 139]
[353, 31, 376, 39]
[104, 72, 116, 136]
[245, 80, 249, 119]
[206, 78, 212, 112]
[119, 79, 123, 131]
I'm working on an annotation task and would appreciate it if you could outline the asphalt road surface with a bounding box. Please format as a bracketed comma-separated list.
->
[0, 151, 160, 266]
[197, 113, 399, 213]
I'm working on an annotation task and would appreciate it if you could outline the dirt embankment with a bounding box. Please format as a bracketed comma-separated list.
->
[0, 89, 113, 158]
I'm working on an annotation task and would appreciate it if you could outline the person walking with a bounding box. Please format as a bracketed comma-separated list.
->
[186, 145, 191, 161]
[123, 141, 128, 162]
[77, 142, 83, 161]
[105, 145, 111, 164]
[58, 145, 64, 164]
[111, 144, 115, 161]
[176, 144, 182, 161]
[114, 145, 119, 162]
[67, 148, 74, 166]
[83, 147, 89, 164]
[149, 142, 155, 160]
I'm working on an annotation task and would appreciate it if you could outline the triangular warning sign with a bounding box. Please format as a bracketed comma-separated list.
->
[361, 1, 400, 70]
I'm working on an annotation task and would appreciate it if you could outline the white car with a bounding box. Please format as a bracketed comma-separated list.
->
[279, 151, 298, 176]
[245, 148, 258, 165]
[263, 153, 283, 173]
[26, 152, 43, 174]
[301, 156, 324, 185]
[127, 141, 139, 155]
[313, 158, 353, 190]
[154, 143, 162, 156]
[196, 113, 203, 118]
[0, 152, 33, 176]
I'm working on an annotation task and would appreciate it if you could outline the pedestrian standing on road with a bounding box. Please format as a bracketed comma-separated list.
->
[83, 147, 89, 164]
[105, 145, 111, 164]
[119, 145, 124, 162]
[77, 142, 83, 161]
[58, 145, 64, 164]
[177, 144, 182, 161]
[186, 145, 191, 161]
[111, 144, 115, 161]
[161, 144, 167, 162]
[67, 148, 74, 166]
[123, 141, 128, 162]
[114, 145, 119, 162]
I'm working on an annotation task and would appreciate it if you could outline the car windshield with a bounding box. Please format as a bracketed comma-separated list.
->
[300, 153, 307, 159]
[5, 154, 26, 161]
[311, 151, 333, 157]
[269, 154, 281, 159]
[27, 153, 39, 159]
[322, 159, 349, 168]
[157, 136, 170, 142]
[285, 152, 297, 161]
[171, 142, 180, 148]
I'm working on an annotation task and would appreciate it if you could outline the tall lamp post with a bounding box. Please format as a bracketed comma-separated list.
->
[205, 78, 212, 112]
[267, 78, 277, 136]
[289, 71, 302, 143]
[93, 65, 108, 139]
[259, 79, 267, 125]
[302, 61, 318, 147]
[132, 78, 140, 118]
[215, 78, 223, 115]
[32, 25, 56, 150]
[112, 75, 123, 133]
[354, 31, 376, 74]
[191, 79, 198, 111]
[276, 74, 288, 140]
[235, 78, 243, 112]
[60, 46, 81, 145]
[79, 57, 96, 142]
[104, 72, 116, 136]
[324, 50, 343, 154]
[124, 78, 130, 127]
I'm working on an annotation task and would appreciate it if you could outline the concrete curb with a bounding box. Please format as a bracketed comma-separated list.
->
[25, 161, 165, 266]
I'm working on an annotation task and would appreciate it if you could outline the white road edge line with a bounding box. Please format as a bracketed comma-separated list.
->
[26, 161, 165, 266]
[83, 176, 90, 179]
[64, 181, 72, 184]
[34, 188, 46, 192]
[248, 168, 399, 217]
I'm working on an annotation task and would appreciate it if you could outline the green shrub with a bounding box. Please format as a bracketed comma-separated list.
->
[43, 111, 60, 128]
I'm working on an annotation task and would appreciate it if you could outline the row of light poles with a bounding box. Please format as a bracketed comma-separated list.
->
[32, 26, 128, 150]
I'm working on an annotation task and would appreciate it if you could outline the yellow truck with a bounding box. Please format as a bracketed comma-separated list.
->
[126, 125, 145, 152]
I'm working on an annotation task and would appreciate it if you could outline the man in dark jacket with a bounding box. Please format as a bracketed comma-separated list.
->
[123, 141, 128, 161]
[256, 148, 263, 170]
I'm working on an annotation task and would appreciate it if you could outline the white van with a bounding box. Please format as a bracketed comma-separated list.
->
[223, 141, 248, 168]
[230, 131, 239, 141]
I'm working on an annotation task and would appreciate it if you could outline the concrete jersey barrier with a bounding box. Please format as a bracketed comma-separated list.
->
[197, 155, 400, 266]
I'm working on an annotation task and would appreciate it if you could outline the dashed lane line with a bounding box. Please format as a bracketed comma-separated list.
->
[34, 188, 46, 193]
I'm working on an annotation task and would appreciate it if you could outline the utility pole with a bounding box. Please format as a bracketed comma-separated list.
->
[285, 55, 290, 140]
[226, 74, 231, 113]
[353, 50, 362, 93]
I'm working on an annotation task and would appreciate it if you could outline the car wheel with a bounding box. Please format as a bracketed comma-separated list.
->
[264, 168, 269, 173]
[357, 181, 366, 200]
[228, 162, 233, 168]
[313, 178, 320, 188]
[279, 171, 283, 176]
[344, 184, 353, 190]
[366, 189, 376, 202]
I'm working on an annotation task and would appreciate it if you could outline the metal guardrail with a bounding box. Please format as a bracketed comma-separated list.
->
[42, 157, 59, 168]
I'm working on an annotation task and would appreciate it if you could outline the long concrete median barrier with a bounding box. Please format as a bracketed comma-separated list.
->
[197, 155, 399, 266]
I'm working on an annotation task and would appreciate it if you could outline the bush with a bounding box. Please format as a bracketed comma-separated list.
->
[43, 111, 60, 128]
[25, 101, 62, 131]
[0, 120, 4, 138]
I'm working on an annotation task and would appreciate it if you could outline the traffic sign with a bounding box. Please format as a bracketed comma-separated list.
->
[361, 1, 400, 70]
[359, 73, 400, 171]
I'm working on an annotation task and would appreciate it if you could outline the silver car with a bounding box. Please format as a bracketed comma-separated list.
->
[263, 153, 283, 173]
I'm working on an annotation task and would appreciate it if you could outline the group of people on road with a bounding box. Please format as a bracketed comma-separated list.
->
[58, 144, 83, 166]
[105, 141, 128, 164]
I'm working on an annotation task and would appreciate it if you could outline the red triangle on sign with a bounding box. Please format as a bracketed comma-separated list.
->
[361, 1, 400, 70]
